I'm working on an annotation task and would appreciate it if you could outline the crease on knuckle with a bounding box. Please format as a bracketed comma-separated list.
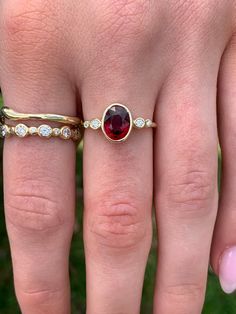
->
[17, 287, 62, 306]
[171, 0, 229, 46]
[174, 0, 219, 26]
[5, 179, 65, 232]
[88, 200, 149, 249]
[162, 282, 204, 302]
[163, 168, 216, 218]
[1, 3, 59, 60]
[95, 0, 153, 45]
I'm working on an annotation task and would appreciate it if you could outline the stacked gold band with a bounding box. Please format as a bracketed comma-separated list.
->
[0, 107, 82, 142]
[0, 123, 81, 141]
[0, 103, 157, 143]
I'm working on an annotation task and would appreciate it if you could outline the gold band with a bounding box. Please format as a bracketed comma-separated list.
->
[83, 118, 157, 129]
[0, 123, 81, 141]
[1, 107, 82, 126]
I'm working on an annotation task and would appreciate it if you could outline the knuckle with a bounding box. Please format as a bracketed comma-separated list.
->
[0, 1, 59, 61]
[172, 0, 232, 44]
[160, 167, 216, 218]
[94, 0, 155, 47]
[87, 200, 150, 249]
[17, 287, 61, 309]
[161, 282, 204, 306]
[175, 0, 224, 24]
[5, 179, 70, 232]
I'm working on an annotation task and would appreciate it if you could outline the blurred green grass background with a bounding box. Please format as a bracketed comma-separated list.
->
[0, 95, 236, 313]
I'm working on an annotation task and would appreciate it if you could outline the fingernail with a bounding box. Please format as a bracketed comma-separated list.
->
[219, 246, 236, 294]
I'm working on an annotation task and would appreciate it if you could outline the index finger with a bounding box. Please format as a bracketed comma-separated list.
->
[0, 3, 77, 313]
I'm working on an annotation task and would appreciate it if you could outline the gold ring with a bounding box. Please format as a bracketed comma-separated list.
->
[83, 103, 156, 142]
[0, 123, 81, 141]
[1, 107, 82, 126]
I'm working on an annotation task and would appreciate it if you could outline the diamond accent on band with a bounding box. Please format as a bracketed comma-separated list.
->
[53, 128, 61, 136]
[61, 126, 72, 139]
[29, 127, 38, 135]
[38, 125, 52, 138]
[145, 119, 152, 127]
[134, 117, 145, 128]
[0, 125, 8, 138]
[15, 124, 28, 137]
[83, 121, 90, 128]
[90, 119, 101, 130]
[72, 129, 81, 141]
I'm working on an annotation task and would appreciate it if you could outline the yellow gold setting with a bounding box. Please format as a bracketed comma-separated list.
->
[83, 103, 156, 143]
[102, 103, 133, 143]
[1, 107, 82, 126]
[0, 123, 81, 141]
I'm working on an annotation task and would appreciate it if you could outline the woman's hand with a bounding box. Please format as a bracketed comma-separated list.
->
[0, 1, 236, 313]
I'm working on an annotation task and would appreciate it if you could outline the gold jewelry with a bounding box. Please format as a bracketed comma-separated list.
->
[0, 123, 81, 141]
[83, 103, 156, 142]
[1, 107, 82, 126]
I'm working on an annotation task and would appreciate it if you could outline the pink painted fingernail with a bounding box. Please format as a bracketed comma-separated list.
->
[219, 246, 236, 294]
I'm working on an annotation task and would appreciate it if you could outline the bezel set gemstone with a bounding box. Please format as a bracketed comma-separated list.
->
[102, 104, 132, 142]
[83, 103, 156, 142]
[145, 119, 152, 127]
[61, 126, 72, 139]
[0, 124, 9, 138]
[53, 128, 61, 136]
[15, 124, 28, 137]
[29, 127, 38, 135]
[83, 121, 90, 129]
[38, 125, 53, 138]
[134, 117, 145, 128]
[90, 119, 101, 130]
[72, 129, 81, 141]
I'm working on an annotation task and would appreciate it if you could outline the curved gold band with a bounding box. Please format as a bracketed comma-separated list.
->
[0, 123, 81, 141]
[1, 107, 82, 126]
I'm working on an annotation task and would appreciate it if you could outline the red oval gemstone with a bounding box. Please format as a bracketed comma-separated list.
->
[103, 105, 131, 141]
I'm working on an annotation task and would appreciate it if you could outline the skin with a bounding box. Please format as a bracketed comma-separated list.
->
[0, 0, 236, 313]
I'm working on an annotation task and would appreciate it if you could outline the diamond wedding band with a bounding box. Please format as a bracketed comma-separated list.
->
[0, 107, 82, 141]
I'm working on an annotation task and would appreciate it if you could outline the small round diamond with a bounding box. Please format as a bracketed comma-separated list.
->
[61, 126, 72, 139]
[145, 119, 152, 127]
[83, 121, 90, 128]
[38, 125, 52, 138]
[53, 128, 60, 136]
[72, 129, 81, 141]
[0, 125, 9, 138]
[134, 118, 145, 128]
[29, 127, 38, 135]
[15, 124, 28, 137]
[90, 119, 101, 130]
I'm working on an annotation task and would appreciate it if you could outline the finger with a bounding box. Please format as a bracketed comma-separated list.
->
[0, 5, 76, 313]
[77, 2, 165, 311]
[81, 44, 160, 314]
[211, 36, 236, 294]
[82, 94, 155, 313]
[154, 55, 219, 313]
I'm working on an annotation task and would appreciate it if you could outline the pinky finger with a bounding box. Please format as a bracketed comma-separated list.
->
[211, 35, 236, 294]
